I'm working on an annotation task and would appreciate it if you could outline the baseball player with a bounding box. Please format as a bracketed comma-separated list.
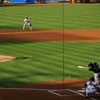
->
[84, 77, 99, 98]
[88, 62, 100, 83]
[23, 16, 32, 30]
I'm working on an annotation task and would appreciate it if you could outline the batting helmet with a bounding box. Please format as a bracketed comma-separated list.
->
[88, 62, 93, 67]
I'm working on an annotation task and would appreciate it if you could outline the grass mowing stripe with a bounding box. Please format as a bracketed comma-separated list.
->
[0, 42, 100, 87]
[64, 43, 100, 61]
[0, 5, 100, 30]
[0, 43, 63, 58]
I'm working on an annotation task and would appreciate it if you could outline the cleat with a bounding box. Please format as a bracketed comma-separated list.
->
[85, 95, 89, 98]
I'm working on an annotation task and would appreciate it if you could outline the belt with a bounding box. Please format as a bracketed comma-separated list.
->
[87, 88, 95, 90]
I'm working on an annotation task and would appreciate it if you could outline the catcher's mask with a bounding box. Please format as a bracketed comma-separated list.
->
[89, 77, 95, 81]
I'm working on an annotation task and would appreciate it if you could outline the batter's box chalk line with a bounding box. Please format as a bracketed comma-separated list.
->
[48, 89, 82, 97]
[48, 89, 97, 100]
[0, 88, 97, 100]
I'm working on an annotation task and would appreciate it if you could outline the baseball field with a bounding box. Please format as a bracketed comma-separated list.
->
[0, 3, 100, 100]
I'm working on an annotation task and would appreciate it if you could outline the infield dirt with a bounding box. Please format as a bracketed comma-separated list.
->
[0, 30, 100, 41]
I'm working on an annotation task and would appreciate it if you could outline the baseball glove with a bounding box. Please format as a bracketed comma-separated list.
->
[30, 24, 32, 26]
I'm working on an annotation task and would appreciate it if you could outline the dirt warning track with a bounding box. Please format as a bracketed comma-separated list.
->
[0, 30, 100, 41]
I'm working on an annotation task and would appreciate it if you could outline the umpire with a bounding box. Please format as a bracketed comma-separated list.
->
[88, 62, 100, 83]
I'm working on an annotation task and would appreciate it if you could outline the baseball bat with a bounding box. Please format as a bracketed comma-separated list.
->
[78, 66, 88, 69]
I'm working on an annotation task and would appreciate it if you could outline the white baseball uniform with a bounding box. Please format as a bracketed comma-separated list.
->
[23, 18, 32, 30]
[85, 81, 97, 97]
[94, 73, 99, 83]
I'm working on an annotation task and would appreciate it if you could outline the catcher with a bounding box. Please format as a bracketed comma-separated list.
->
[23, 16, 32, 30]
[84, 77, 100, 98]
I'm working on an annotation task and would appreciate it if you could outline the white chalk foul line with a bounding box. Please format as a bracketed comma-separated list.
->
[0, 88, 53, 91]
[0, 88, 71, 91]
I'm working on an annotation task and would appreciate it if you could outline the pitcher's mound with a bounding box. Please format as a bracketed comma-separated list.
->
[0, 55, 16, 62]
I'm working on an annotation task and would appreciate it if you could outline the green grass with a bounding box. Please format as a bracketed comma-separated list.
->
[0, 41, 100, 87]
[0, 4, 100, 30]
[0, 4, 100, 88]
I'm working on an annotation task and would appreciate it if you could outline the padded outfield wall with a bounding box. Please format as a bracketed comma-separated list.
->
[10, 0, 100, 3]
[40, 0, 60, 3]
[11, 0, 59, 3]
[11, 0, 70, 3]
[11, 0, 34, 3]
